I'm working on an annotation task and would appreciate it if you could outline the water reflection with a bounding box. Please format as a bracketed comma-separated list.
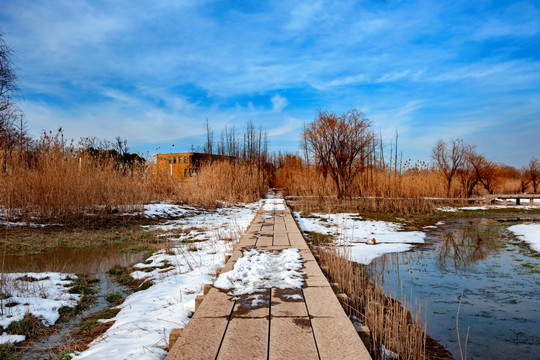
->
[1, 245, 147, 359]
[0, 245, 146, 274]
[366, 215, 540, 360]
[437, 220, 501, 271]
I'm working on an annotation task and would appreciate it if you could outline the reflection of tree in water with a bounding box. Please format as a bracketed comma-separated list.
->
[437, 220, 501, 271]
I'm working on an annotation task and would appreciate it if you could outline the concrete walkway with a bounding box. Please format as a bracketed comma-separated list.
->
[166, 197, 371, 360]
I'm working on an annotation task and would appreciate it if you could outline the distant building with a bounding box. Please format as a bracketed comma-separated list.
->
[155, 152, 228, 180]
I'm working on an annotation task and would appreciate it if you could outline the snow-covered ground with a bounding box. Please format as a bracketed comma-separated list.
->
[295, 212, 425, 265]
[214, 248, 303, 304]
[0, 220, 62, 228]
[508, 224, 540, 252]
[72, 201, 260, 360]
[0, 273, 82, 344]
[438, 198, 540, 212]
[262, 198, 287, 211]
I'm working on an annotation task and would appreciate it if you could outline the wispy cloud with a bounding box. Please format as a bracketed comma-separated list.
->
[267, 116, 302, 137]
[285, 1, 324, 31]
[1, 0, 539, 165]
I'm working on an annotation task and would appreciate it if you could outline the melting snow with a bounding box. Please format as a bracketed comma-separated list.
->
[143, 203, 196, 219]
[214, 248, 304, 297]
[73, 201, 260, 360]
[508, 224, 540, 252]
[262, 198, 286, 211]
[0, 334, 26, 345]
[0, 273, 81, 344]
[295, 212, 425, 265]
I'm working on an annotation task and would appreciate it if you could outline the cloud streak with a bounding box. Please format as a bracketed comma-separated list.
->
[1, 0, 539, 166]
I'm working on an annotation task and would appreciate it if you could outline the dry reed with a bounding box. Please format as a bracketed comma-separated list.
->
[179, 160, 269, 207]
[276, 155, 528, 215]
[0, 136, 269, 222]
[1, 146, 147, 221]
[314, 245, 429, 360]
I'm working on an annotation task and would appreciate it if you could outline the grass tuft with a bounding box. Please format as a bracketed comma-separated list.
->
[5, 313, 48, 338]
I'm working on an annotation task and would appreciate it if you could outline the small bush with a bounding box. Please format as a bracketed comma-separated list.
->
[80, 318, 98, 333]
[5, 313, 48, 338]
[69, 284, 93, 296]
[137, 281, 154, 291]
[0, 344, 15, 359]
[105, 292, 123, 303]
[119, 274, 134, 284]
[109, 265, 129, 275]
[306, 231, 334, 246]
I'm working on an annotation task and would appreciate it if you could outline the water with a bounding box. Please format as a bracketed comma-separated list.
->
[2, 244, 147, 359]
[367, 215, 540, 360]
[1, 244, 145, 274]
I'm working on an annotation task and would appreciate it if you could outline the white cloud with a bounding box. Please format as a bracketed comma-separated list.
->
[377, 70, 413, 83]
[430, 63, 512, 82]
[271, 94, 288, 112]
[285, 1, 324, 31]
[326, 74, 367, 87]
[267, 116, 302, 137]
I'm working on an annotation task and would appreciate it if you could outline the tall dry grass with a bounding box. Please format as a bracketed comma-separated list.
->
[276, 154, 529, 214]
[314, 245, 429, 360]
[0, 135, 269, 221]
[279, 167, 437, 214]
[1, 145, 148, 221]
[178, 160, 269, 207]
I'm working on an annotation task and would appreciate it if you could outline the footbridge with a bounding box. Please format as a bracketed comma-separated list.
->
[166, 197, 371, 360]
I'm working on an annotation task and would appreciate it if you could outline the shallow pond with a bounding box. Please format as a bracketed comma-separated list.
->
[2, 244, 147, 359]
[367, 215, 540, 360]
[1, 244, 146, 274]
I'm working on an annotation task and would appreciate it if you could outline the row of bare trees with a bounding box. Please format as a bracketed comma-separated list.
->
[432, 139, 540, 196]
[202, 119, 271, 198]
[297, 109, 539, 200]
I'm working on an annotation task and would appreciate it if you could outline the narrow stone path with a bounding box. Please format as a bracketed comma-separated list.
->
[166, 196, 371, 360]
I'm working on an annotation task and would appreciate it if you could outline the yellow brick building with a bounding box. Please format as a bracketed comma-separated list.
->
[155, 152, 224, 180]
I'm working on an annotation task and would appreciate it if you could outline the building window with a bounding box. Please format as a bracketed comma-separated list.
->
[184, 168, 188, 177]
[173, 157, 176, 164]
[178, 157, 182, 163]
[184, 156, 188, 163]
[168, 158, 171, 164]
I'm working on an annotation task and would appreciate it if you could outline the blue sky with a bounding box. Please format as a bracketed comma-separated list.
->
[1, 0, 539, 166]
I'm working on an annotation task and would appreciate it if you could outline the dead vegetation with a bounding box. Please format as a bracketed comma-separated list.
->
[313, 245, 453, 360]
[0, 130, 269, 224]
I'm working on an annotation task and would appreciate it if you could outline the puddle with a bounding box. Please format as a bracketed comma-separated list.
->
[2, 244, 147, 359]
[0, 244, 145, 274]
[366, 214, 540, 360]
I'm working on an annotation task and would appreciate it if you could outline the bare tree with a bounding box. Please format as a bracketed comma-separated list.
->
[203, 117, 214, 155]
[528, 157, 540, 193]
[457, 153, 478, 198]
[468, 152, 497, 194]
[303, 109, 374, 199]
[519, 167, 531, 193]
[0, 31, 25, 150]
[432, 139, 468, 197]
[114, 136, 128, 155]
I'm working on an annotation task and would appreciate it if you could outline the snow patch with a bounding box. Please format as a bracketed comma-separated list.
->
[0, 221, 62, 228]
[0, 273, 81, 330]
[73, 202, 260, 360]
[214, 248, 304, 297]
[0, 333, 26, 345]
[508, 224, 540, 252]
[143, 203, 196, 219]
[263, 198, 286, 211]
[295, 212, 425, 265]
